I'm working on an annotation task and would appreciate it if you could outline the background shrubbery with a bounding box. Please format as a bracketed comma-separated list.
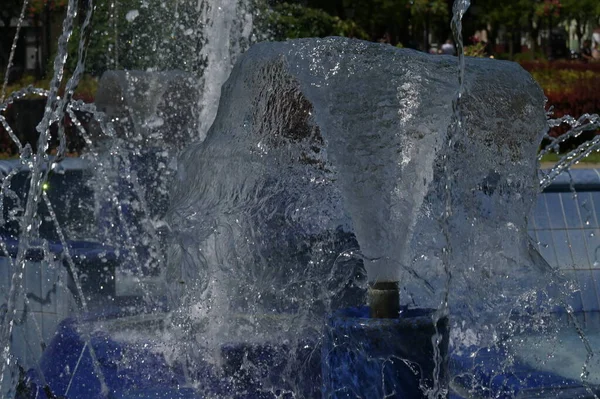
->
[520, 61, 600, 152]
[266, 3, 369, 40]
[0, 75, 97, 157]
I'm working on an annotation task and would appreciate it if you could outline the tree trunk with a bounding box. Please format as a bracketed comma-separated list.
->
[575, 18, 585, 47]
[424, 13, 430, 51]
[34, 16, 42, 79]
[42, 2, 52, 76]
[367, 0, 375, 41]
[527, 13, 541, 56]
[398, 10, 410, 47]
[487, 22, 498, 56]
[547, 14, 553, 59]
[514, 29, 523, 54]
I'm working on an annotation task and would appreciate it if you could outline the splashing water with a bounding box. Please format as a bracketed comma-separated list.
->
[0, 0, 30, 103]
[197, 0, 254, 141]
[0, 0, 105, 394]
[2, 0, 600, 398]
[168, 32, 552, 398]
[430, 3, 471, 395]
[0, 0, 254, 396]
[540, 114, 600, 189]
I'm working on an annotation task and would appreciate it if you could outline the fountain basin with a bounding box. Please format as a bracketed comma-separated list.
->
[9, 167, 600, 397]
[23, 312, 321, 399]
[322, 306, 449, 398]
[450, 311, 600, 398]
[23, 318, 196, 398]
[23, 309, 600, 398]
[0, 231, 124, 374]
[0, 158, 94, 241]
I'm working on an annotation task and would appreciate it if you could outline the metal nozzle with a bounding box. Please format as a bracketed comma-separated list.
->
[368, 281, 400, 319]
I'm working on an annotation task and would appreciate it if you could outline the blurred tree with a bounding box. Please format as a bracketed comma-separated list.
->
[0, 0, 24, 70]
[337, 0, 411, 46]
[268, 2, 368, 40]
[270, 0, 450, 48]
[28, 0, 67, 15]
[0, 0, 68, 77]
[61, 0, 203, 77]
[408, 0, 449, 50]
[560, 0, 600, 45]
[0, 0, 24, 28]
[535, 0, 561, 59]
[476, 0, 543, 57]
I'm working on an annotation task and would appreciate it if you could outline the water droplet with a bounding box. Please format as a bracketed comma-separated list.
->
[126, 10, 140, 22]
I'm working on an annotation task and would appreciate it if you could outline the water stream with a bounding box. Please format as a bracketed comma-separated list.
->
[1, 0, 600, 398]
[0, 0, 100, 393]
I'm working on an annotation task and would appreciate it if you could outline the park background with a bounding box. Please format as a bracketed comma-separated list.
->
[1, 0, 599, 159]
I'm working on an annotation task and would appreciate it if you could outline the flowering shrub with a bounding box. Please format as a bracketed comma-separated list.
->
[521, 61, 600, 75]
[535, 0, 562, 18]
[545, 79, 600, 117]
[464, 42, 487, 57]
[521, 61, 600, 151]
[28, 0, 67, 17]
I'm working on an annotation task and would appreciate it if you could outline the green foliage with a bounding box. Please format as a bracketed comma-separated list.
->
[6, 0, 599, 80]
[267, 3, 368, 40]
[28, 0, 68, 16]
[560, 0, 600, 41]
[561, 0, 600, 21]
[512, 51, 547, 62]
[409, 0, 448, 19]
[4, 73, 97, 100]
[477, 0, 538, 30]
[534, 0, 561, 18]
[58, 0, 203, 77]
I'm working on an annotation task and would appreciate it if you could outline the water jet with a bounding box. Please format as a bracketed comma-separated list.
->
[1, 1, 600, 398]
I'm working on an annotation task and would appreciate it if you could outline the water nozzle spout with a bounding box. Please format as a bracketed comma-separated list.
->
[368, 281, 400, 319]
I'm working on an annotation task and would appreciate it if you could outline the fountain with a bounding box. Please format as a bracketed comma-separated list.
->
[1, 0, 600, 398]
[165, 35, 550, 398]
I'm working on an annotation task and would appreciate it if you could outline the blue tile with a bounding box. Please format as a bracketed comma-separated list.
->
[587, 191, 600, 226]
[575, 192, 600, 228]
[529, 230, 558, 269]
[576, 269, 600, 312]
[560, 270, 584, 312]
[560, 192, 584, 229]
[583, 229, 600, 269]
[545, 193, 566, 229]
[531, 195, 550, 229]
[24, 261, 43, 313]
[549, 229, 575, 269]
[565, 229, 593, 269]
[592, 269, 600, 309]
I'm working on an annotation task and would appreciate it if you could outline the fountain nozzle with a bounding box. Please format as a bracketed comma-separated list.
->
[368, 281, 400, 318]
